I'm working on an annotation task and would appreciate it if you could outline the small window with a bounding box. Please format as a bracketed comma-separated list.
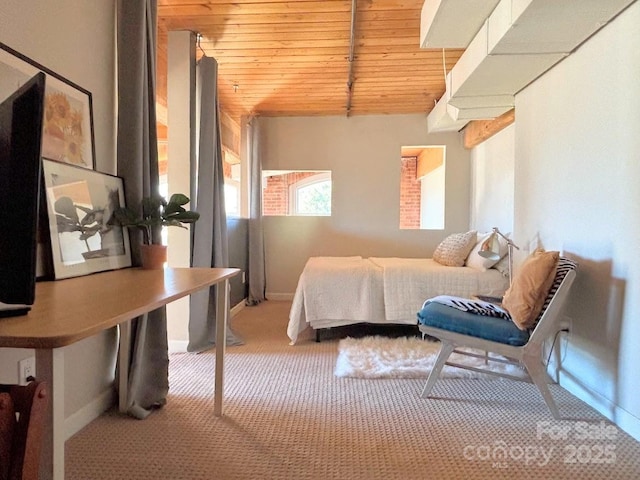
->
[224, 180, 240, 217]
[263, 170, 332, 216]
[289, 172, 331, 216]
[399, 146, 445, 230]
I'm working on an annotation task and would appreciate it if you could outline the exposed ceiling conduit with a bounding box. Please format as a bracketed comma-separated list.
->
[345, 0, 357, 116]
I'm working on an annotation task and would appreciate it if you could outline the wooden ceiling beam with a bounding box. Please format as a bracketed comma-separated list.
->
[463, 109, 516, 149]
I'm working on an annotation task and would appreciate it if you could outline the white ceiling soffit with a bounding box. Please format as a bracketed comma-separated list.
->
[446, 0, 637, 106]
[420, 0, 501, 48]
[426, 89, 469, 133]
[447, 21, 565, 107]
[427, 75, 513, 132]
[427, 96, 512, 133]
[425, 0, 637, 130]
[450, 104, 512, 121]
[488, 0, 638, 55]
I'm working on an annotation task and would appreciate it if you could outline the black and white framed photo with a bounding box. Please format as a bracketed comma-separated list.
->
[0, 42, 95, 169]
[42, 159, 132, 279]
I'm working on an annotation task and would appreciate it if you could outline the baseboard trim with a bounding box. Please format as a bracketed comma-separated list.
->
[168, 299, 246, 353]
[230, 300, 245, 316]
[168, 340, 189, 353]
[266, 292, 294, 301]
[65, 387, 115, 440]
[560, 372, 640, 442]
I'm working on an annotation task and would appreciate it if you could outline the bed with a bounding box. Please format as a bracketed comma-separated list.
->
[287, 255, 509, 344]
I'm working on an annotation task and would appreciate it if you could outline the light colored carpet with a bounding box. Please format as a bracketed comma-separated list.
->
[66, 301, 640, 480]
[334, 335, 524, 379]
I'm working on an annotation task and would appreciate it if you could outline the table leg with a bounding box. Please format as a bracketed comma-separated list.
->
[214, 279, 229, 416]
[118, 319, 131, 413]
[36, 348, 65, 480]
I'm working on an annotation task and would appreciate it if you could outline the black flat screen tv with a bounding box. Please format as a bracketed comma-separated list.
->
[0, 72, 46, 317]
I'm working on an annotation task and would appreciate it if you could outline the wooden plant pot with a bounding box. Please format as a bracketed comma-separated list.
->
[139, 244, 167, 270]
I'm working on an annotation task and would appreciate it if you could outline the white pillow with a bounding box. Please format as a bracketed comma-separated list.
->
[433, 230, 477, 267]
[465, 231, 510, 271]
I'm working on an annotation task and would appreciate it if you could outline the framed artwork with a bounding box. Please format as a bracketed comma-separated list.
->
[42, 159, 132, 280]
[0, 42, 95, 169]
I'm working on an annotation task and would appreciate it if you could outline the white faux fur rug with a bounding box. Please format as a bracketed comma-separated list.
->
[334, 335, 524, 379]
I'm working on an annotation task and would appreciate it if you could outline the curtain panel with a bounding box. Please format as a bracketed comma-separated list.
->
[116, 0, 169, 419]
[189, 56, 242, 351]
[246, 117, 266, 305]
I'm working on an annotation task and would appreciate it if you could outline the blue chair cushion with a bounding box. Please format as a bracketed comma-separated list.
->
[417, 302, 530, 346]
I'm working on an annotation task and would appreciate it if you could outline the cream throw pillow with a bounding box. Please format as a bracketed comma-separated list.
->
[502, 248, 559, 330]
[433, 230, 477, 267]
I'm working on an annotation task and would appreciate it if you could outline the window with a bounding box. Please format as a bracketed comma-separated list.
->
[224, 182, 239, 216]
[263, 170, 332, 216]
[289, 172, 331, 216]
[224, 159, 241, 217]
[399, 146, 445, 230]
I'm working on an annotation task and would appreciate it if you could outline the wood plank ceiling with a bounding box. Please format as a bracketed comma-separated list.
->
[156, 0, 464, 136]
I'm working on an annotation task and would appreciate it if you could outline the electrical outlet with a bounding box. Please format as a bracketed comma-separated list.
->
[18, 357, 36, 386]
[559, 316, 573, 333]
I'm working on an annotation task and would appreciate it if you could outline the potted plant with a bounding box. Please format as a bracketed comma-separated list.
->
[110, 193, 199, 269]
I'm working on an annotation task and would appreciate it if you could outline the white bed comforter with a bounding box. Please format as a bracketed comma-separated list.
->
[287, 256, 509, 344]
[369, 257, 508, 322]
[287, 257, 385, 343]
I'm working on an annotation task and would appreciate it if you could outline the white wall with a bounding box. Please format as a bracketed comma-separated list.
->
[469, 124, 515, 234]
[420, 164, 445, 229]
[0, 0, 117, 435]
[478, 2, 640, 439]
[261, 114, 471, 295]
[166, 31, 195, 349]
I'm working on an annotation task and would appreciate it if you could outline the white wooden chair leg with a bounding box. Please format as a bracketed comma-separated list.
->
[421, 341, 455, 398]
[523, 356, 561, 420]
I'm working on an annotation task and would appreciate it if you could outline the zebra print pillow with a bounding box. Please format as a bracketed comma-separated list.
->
[422, 295, 511, 320]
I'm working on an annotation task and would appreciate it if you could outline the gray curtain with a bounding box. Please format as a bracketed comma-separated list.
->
[188, 56, 242, 351]
[246, 117, 266, 305]
[116, 0, 169, 419]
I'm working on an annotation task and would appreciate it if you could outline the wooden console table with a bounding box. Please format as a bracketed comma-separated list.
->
[0, 267, 239, 480]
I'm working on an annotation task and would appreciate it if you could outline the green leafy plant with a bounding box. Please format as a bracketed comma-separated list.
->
[110, 193, 200, 245]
